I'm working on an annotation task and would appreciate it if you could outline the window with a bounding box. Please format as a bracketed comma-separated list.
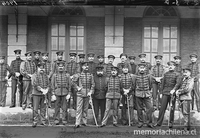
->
[143, 6, 179, 65]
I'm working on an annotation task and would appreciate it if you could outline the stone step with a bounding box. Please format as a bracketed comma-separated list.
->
[1, 106, 200, 126]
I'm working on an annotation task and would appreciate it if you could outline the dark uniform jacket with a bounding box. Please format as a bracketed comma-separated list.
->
[94, 73, 107, 99]
[42, 60, 51, 76]
[20, 60, 36, 81]
[78, 62, 85, 73]
[105, 63, 114, 77]
[151, 64, 165, 83]
[120, 73, 134, 95]
[175, 64, 182, 74]
[88, 61, 97, 75]
[0, 63, 11, 81]
[66, 61, 80, 76]
[106, 75, 121, 99]
[8, 58, 23, 80]
[187, 62, 200, 78]
[32, 72, 50, 95]
[130, 63, 137, 74]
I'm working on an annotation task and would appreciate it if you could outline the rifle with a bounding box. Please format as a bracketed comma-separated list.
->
[89, 94, 98, 127]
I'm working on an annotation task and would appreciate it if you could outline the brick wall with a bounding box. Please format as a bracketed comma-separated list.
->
[124, 17, 142, 62]
[0, 16, 8, 56]
[27, 16, 48, 52]
[86, 17, 104, 61]
[180, 18, 200, 67]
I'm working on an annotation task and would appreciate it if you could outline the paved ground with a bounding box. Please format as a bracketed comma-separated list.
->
[0, 125, 199, 138]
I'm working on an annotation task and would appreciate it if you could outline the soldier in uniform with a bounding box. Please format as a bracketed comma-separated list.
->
[136, 53, 152, 75]
[176, 68, 194, 130]
[0, 56, 11, 107]
[100, 66, 121, 127]
[93, 66, 107, 124]
[129, 56, 137, 74]
[9, 49, 24, 108]
[97, 55, 107, 73]
[151, 55, 165, 110]
[66, 53, 80, 109]
[120, 64, 134, 125]
[154, 61, 181, 128]
[117, 53, 132, 75]
[133, 63, 154, 128]
[20, 51, 36, 110]
[31, 62, 50, 127]
[186, 54, 200, 112]
[174, 56, 182, 74]
[73, 62, 95, 128]
[33, 51, 41, 67]
[78, 54, 85, 72]
[50, 51, 66, 79]
[105, 55, 115, 77]
[41, 52, 52, 107]
[87, 53, 97, 75]
[51, 61, 71, 125]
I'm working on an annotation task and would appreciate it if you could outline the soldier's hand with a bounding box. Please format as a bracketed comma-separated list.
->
[51, 95, 56, 101]
[15, 72, 20, 77]
[170, 89, 175, 95]
[28, 74, 32, 78]
[42, 88, 48, 95]
[87, 92, 92, 97]
[66, 94, 71, 100]
[5, 76, 9, 80]
[176, 90, 180, 96]
[70, 76, 73, 80]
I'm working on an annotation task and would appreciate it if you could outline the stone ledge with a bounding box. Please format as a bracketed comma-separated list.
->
[0, 107, 200, 126]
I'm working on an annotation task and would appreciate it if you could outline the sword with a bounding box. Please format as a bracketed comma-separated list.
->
[126, 94, 131, 126]
[89, 95, 98, 127]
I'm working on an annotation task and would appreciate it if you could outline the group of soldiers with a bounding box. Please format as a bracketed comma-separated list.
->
[0, 49, 199, 130]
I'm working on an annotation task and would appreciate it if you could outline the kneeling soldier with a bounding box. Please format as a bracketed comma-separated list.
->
[133, 63, 154, 128]
[51, 61, 71, 125]
[100, 66, 121, 127]
[31, 62, 50, 127]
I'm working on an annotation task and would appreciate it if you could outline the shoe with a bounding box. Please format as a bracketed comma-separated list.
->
[9, 105, 15, 108]
[54, 121, 59, 125]
[169, 123, 173, 128]
[75, 125, 80, 128]
[41, 121, 47, 126]
[99, 124, 106, 128]
[147, 124, 154, 128]
[153, 123, 161, 127]
[137, 123, 143, 128]
[32, 122, 37, 128]
[113, 124, 118, 127]
[62, 121, 67, 125]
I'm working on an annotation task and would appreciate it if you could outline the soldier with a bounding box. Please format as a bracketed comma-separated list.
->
[176, 68, 194, 130]
[73, 62, 95, 128]
[51, 61, 71, 125]
[97, 55, 107, 73]
[129, 56, 137, 74]
[78, 54, 85, 72]
[105, 55, 115, 77]
[133, 63, 154, 128]
[20, 51, 36, 110]
[120, 64, 134, 125]
[117, 53, 132, 75]
[9, 49, 24, 108]
[31, 62, 50, 127]
[151, 55, 165, 110]
[66, 53, 80, 109]
[41, 52, 52, 107]
[186, 54, 200, 112]
[174, 56, 182, 74]
[33, 51, 41, 67]
[100, 66, 121, 127]
[93, 66, 107, 124]
[154, 61, 181, 128]
[50, 51, 66, 79]
[0, 56, 11, 107]
[87, 53, 97, 75]
[136, 53, 152, 75]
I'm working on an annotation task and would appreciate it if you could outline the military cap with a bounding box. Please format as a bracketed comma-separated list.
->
[37, 62, 45, 68]
[0, 56, 5, 59]
[87, 53, 95, 57]
[108, 55, 115, 59]
[14, 49, 21, 54]
[33, 51, 41, 55]
[96, 66, 104, 70]
[25, 51, 32, 56]
[82, 62, 89, 66]
[137, 63, 146, 67]
[154, 55, 163, 59]
[56, 51, 63, 56]
[182, 68, 192, 72]
[189, 54, 198, 58]
[57, 61, 65, 67]
[111, 66, 118, 71]
[167, 61, 176, 66]
[41, 52, 49, 56]
[122, 64, 129, 69]
[120, 53, 128, 58]
[138, 53, 146, 58]
[78, 54, 85, 58]
[128, 56, 136, 60]
[97, 55, 104, 59]
[69, 53, 77, 57]
[174, 56, 181, 60]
